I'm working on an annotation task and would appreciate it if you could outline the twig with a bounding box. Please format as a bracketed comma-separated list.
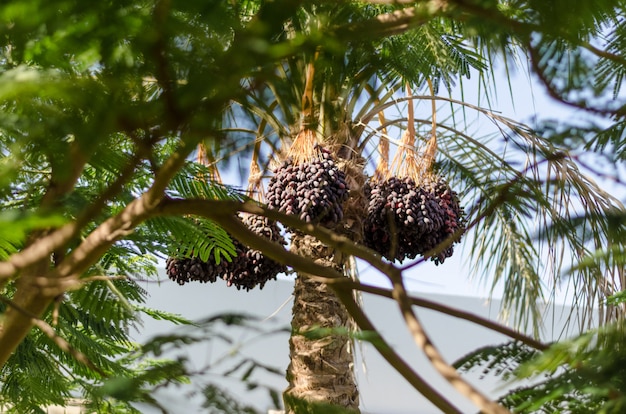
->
[0, 134, 194, 368]
[330, 282, 463, 413]
[0, 141, 151, 280]
[335, 2, 447, 39]
[156, 198, 509, 412]
[527, 42, 626, 117]
[151, 0, 183, 125]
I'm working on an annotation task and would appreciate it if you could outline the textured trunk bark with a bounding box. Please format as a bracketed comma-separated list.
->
[284, 234, 359, 413]
[283, 151, 366, 413]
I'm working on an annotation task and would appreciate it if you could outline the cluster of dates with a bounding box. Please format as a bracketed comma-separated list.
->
[363, 175, 464, 264]
[166, 145, 350, 290]
[266, 146, 349, 227]
[168, 142, 465, 290]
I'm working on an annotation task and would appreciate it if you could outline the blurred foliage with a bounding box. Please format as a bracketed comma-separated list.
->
[84, 313, 285, 414]
[455, 319, 626, 413]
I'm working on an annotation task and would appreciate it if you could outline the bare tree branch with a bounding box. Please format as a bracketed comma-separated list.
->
[0, 140, 151, 280]
[33, 275, 129, 298]
[151, 0, 185, 126]
[40, 139, 89, 209]
[527, 42, 626, 117]
[330, 281, 463, 413]
[388, 272, 511, 414]
[360, 0, 418, 4]
[183, 206, 464, 413]
[0, 160, 558, 404]
[334, 1, 449, 39]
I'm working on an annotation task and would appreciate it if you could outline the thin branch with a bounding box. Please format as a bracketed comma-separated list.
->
[334, 2, 448, 39]
[157, 200, 462, 411]
[527, 43, 625, 117]
[158, 198, 400, 281]
[203, 212, 463, 413]
[353, 282, 548, 351]
[580, 41, 626, 67]
[151, 0, 184, 126]
[449, 0, 532, 36]
[78, 138, 155, 224]
[399, 154, 558, 274]
[0, 223, 79, 280]
[574, 155, 626, 189]
[452, 0, 626, 67]
[0, 141, 151, 280]
[330, 282, 463, 413]
[204, 212, 350, 284]
[361, 0, 417, 3]
[155, 199, 508, 412]
[0, 137, 194, 368]
[40, 139, 89, 209]
[351, 0, 626, 121]
[33, 275, 129, 298]
[386, 266, 510, 413]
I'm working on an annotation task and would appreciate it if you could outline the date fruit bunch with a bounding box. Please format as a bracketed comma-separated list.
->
[363, 175, 464, 264]
[267, 145, 348, 228]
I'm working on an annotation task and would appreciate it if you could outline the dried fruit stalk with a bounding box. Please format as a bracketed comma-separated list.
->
[373, 110, 390, 182]
[388, 82, 423, 182]
[287, 55, 319, 165]
[417, 79, 438, 175]
[268, 52, 349, 227]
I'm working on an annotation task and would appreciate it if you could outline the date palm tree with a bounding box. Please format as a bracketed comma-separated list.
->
[230, 2, 626, 412]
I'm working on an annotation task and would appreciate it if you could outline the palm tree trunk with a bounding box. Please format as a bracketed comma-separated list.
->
[284, 151, 366, 413]
[284, 234, 359, 412]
